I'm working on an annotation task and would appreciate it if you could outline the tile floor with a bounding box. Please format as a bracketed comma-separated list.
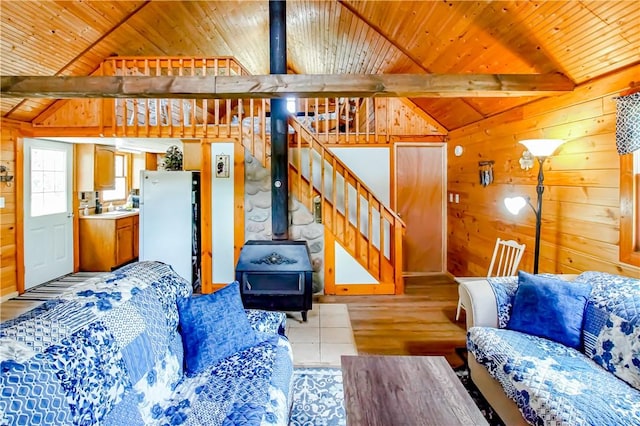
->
[285, 303, 358, 367]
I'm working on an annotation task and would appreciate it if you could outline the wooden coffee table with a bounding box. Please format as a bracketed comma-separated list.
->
[341, 355, 488, 426]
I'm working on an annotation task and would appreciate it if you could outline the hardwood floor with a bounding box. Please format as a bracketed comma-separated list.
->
[317, 274, 468, 367]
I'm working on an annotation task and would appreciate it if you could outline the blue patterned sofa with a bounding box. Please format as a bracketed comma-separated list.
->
[461, 271, 640, 425]
[0, 261, 293, 425]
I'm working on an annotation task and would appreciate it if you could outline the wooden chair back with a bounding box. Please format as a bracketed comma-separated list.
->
[487, 238, 526, 277]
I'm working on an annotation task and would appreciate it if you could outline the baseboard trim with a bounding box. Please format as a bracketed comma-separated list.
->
[0, 291, 19, 303]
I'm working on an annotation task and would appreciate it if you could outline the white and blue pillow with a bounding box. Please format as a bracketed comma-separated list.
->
[579, 271, 640, 389]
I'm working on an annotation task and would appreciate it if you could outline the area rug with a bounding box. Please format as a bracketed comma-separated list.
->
[453, 366, 505, 426]
[13, 272, 104, 301]
[289, 366, 504, 426]
[290, 368, 346, 426]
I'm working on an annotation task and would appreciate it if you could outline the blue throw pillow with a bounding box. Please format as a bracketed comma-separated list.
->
[177, 282, 260, 376]
[506, 271, 592, 349]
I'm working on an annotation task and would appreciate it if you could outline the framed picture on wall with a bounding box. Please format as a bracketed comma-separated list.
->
[215, 154, 230, 178]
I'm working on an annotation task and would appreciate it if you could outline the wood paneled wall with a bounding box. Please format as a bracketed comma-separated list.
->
[447, 64, 640, 278]
[0, 120, 21, 299]
[376, 98, 446, 136]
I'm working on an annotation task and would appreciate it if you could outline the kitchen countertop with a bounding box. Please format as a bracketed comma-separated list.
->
[80, 209, 139, 220]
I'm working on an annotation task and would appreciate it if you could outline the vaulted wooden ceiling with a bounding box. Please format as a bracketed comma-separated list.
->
[2, 1, 639, 130]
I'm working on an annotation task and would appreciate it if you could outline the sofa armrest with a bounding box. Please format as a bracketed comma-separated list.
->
[245, 309, 287, 335]
[458, 279, 499, 330]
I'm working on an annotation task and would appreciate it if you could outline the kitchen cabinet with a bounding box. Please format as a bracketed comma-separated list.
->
[182, 140, 201, 170]
[115, 218, 133, 266]
[77, 144, 116, 192]
[79, 211, 139, 271]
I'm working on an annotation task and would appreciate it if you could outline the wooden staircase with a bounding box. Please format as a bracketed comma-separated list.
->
[237, 108, 405, 294]
[101, 56, 406, 294]
[288, 119, 405, 294]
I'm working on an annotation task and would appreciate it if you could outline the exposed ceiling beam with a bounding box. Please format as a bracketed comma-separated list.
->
[6, 1, 152, 120]
[1, 73, 574, 99]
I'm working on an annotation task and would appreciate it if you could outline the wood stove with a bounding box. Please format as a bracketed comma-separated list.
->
[236, 240, 313, 321]
[235, 0, 313, 321]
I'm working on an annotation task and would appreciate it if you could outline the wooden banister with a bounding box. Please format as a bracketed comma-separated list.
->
[288, 117, 405, 286]
[98, 55, 405, 290]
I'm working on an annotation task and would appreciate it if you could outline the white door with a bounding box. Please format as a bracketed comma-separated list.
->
[23, 139, 74, 289]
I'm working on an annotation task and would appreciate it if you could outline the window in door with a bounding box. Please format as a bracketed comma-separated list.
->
[30, 148, 67, 217]
[103, 153, 128, 201]
[620, 150, 640, 266]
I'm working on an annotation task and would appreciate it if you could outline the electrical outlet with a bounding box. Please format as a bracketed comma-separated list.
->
[455, 194, 460, 204]
[0, 197, 5, 208]
[449, 193, 453, 202]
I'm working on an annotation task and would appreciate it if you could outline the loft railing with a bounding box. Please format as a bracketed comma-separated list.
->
[102, 57, 250, 137]
[102, 57, 384, 143]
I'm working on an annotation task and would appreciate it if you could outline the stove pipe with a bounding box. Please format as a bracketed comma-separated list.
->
[269, 0, 288, 240]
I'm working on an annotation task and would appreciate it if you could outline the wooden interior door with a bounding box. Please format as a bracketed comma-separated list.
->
[396, 144, 445, 274]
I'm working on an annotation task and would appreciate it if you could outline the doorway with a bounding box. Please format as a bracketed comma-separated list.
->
[395, 143, 446, 274]
[23, 139, 74, 289]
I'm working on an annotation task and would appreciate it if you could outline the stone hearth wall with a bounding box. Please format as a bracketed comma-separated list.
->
[244, 150, 324, 293]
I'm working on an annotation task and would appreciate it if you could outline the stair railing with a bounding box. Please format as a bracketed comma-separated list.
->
[288, 118, 405, 285]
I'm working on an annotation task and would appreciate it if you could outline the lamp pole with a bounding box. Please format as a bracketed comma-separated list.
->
[532, 157, 546, 274]
[518, 139, 565, 274]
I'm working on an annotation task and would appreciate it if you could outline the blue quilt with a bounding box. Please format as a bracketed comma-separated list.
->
[475, 271, 640, 425]
[0, 261, 293, 425]
[468, 327, 640, 425]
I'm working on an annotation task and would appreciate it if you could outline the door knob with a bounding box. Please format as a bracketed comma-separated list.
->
[67, 213, 74, 218]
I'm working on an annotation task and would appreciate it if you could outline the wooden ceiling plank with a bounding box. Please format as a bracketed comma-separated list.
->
[559, 23, 634, 66]
[529, 1, 640, 82]
[291, 1, 304, 73]
[434, 2, 549, 74]
[340, 0, 429, 74]
[306, 0, 319, 74]
[339, 1, 489, 120]
[57, 1, 152, 76]
[405, 2, 490, 69]
[1, 73, 575, 99]
[4, 0, 151, 121]
[336, 4, 358, 74]
[362, 28, 388, 74]
[332, 1, 345, 73]
[349, 13, 373, 73]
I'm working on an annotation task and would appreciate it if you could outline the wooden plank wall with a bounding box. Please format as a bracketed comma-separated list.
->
[447, 64, 640, 279]
[376, 98, 446, 136]
[0, 120, 20, 299]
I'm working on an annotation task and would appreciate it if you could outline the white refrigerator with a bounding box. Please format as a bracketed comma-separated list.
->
[139, 170, 200, 287]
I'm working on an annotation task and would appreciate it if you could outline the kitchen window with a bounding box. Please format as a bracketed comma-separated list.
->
[102, 153, 127, 201]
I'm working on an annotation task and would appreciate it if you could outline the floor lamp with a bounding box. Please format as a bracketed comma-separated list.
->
[504, 139, 565, 274]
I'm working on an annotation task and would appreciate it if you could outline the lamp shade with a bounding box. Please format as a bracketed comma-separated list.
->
[519, 139, 565, 157]
[504, 196, 527, 215]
